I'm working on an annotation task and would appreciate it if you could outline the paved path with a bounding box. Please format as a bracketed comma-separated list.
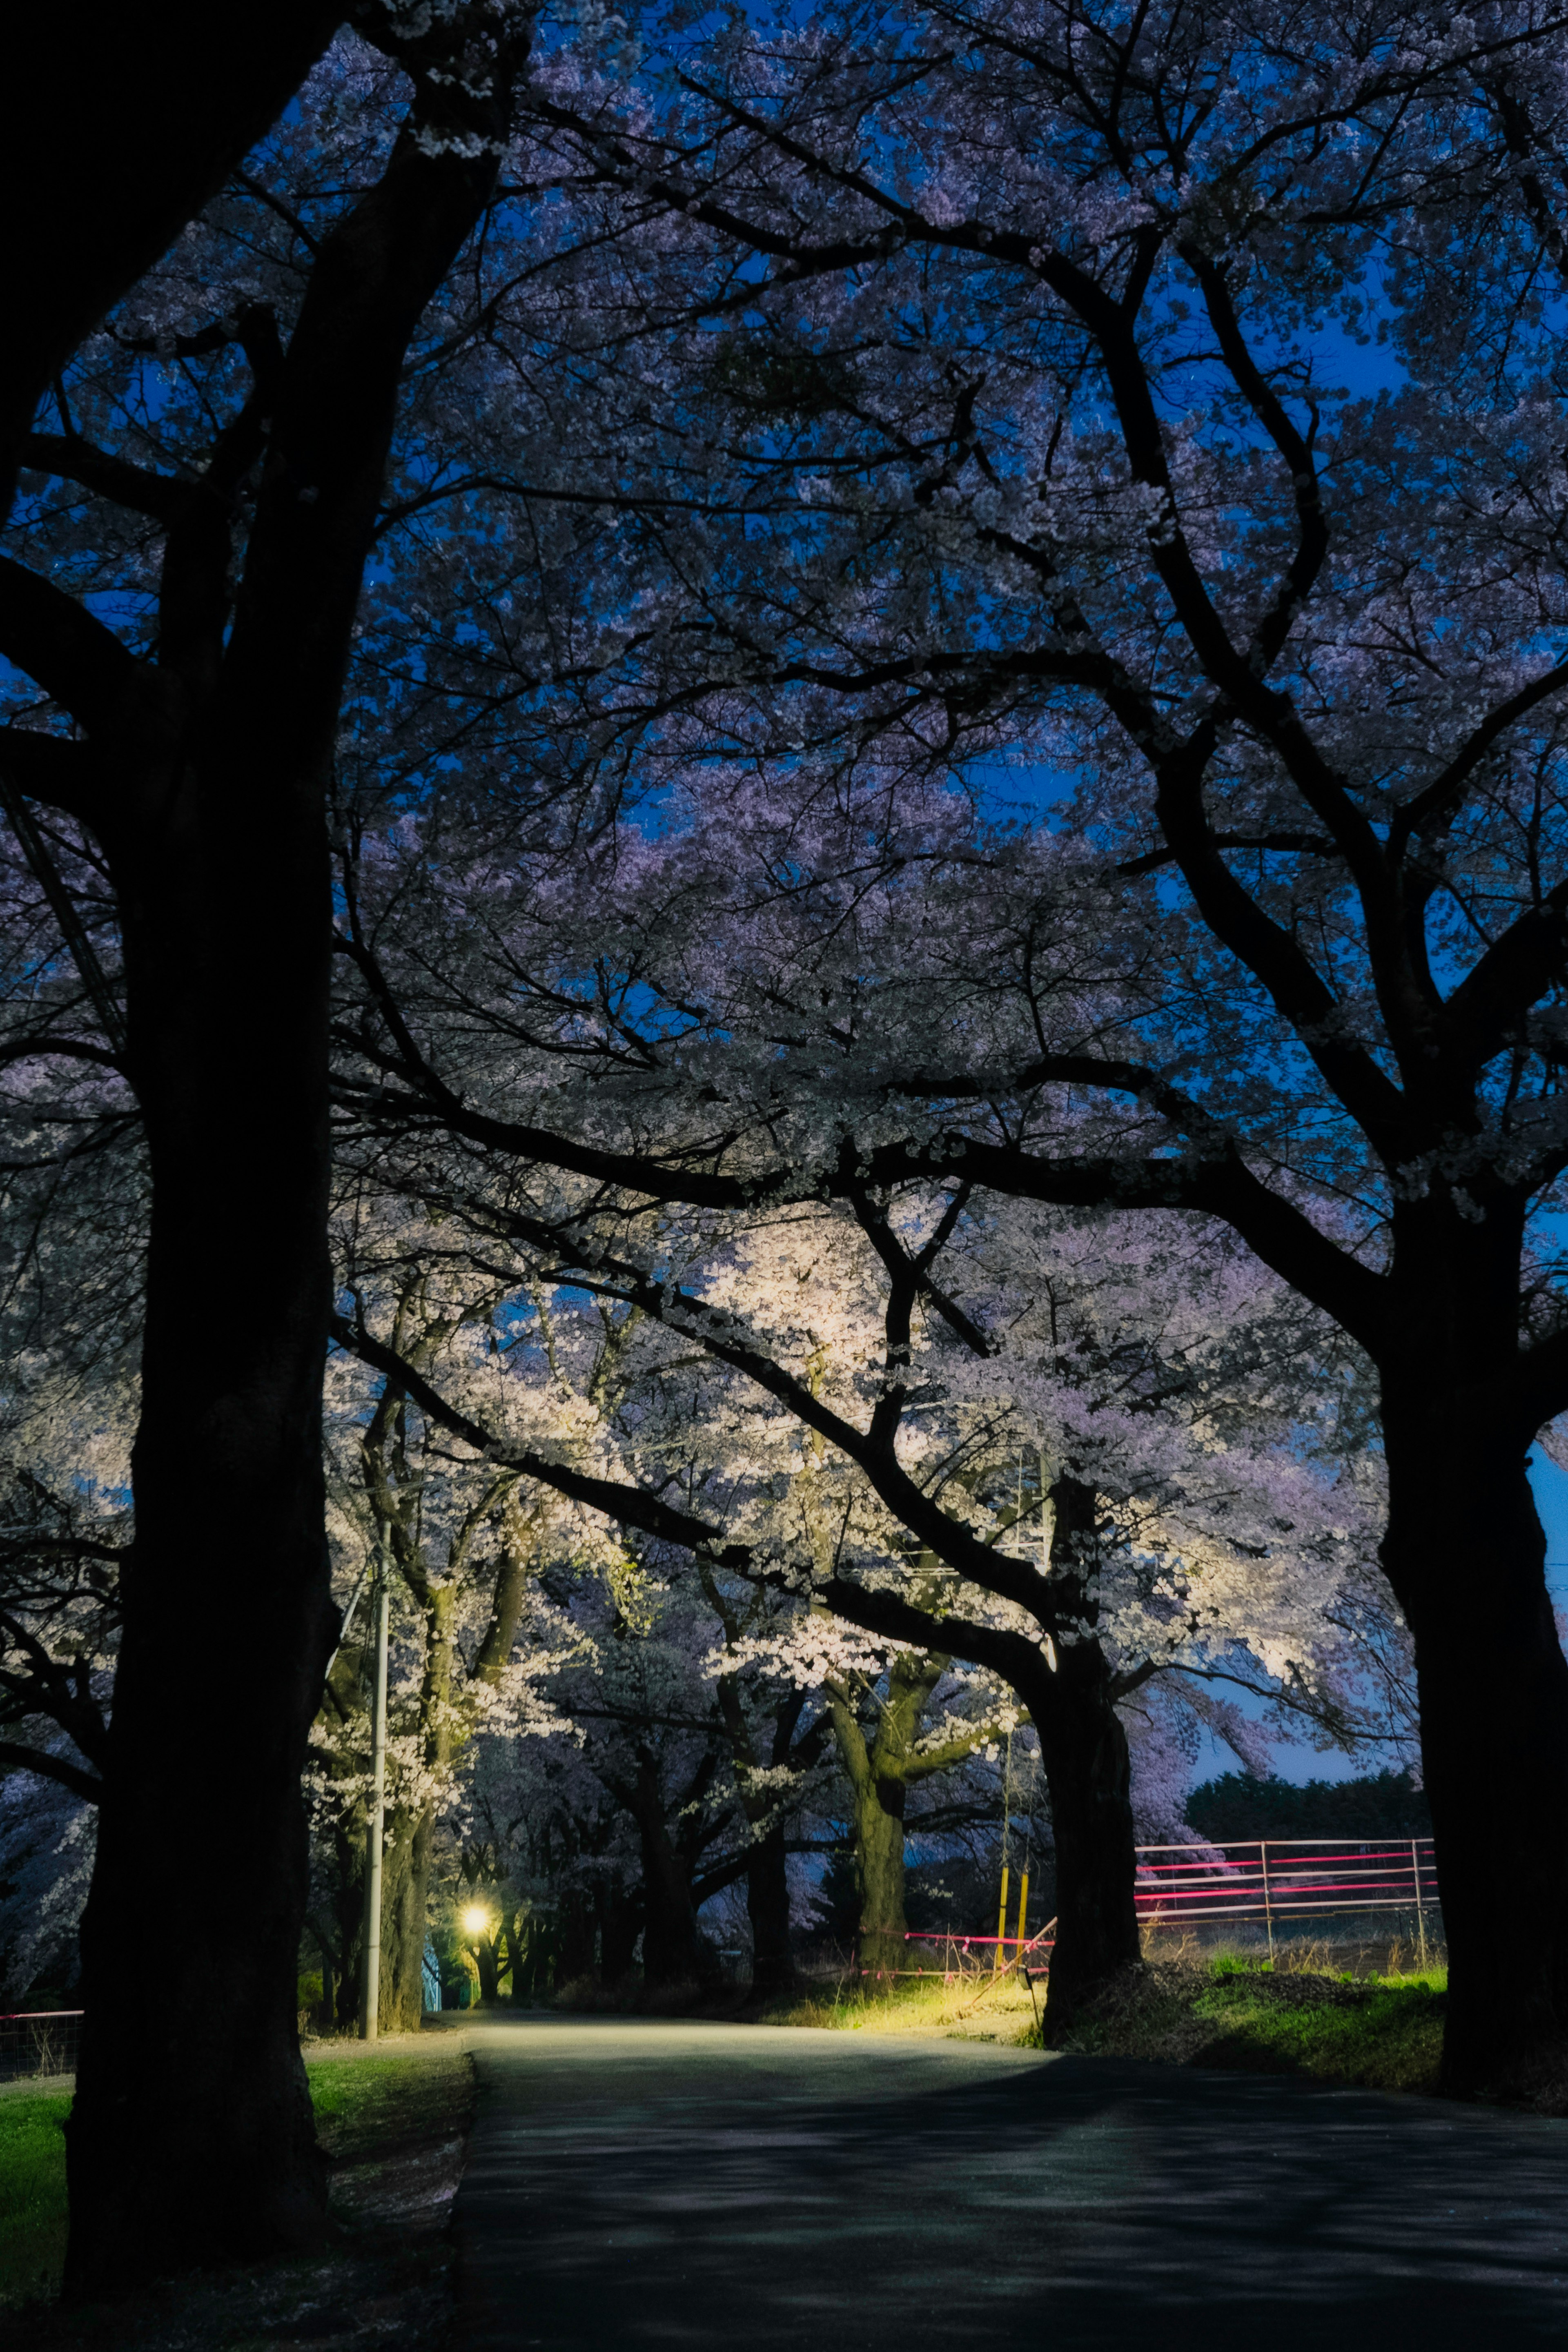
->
[451, 2015, 1568, 2349]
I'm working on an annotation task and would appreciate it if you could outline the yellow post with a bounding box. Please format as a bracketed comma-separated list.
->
[1016, 1869, 1029, 1956]
[995, 1864, 1010, 1972]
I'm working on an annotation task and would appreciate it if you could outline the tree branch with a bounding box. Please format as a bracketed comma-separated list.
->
[20, 432, 186, 524]
[0, 1739, 103, 1803]
[0, 555, 151, 739]
[329, 1310, 751, 1567]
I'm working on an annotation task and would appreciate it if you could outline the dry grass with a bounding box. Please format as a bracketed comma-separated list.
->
[766, 1962, 1041, 2043]
[1140, 1925, 1448, 1980]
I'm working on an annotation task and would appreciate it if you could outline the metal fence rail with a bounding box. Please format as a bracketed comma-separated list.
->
[1134, 1837, 1439, 1938]
[890, 1929, 1057, 1981]
[0, 2009, 82, 2086]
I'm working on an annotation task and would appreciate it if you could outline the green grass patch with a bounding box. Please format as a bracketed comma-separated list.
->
[0, 2046, 472, 2314]
[1051, 1958, 1448, 2096]
[307, 2046, 473, 2167]
[0, 2095, 71, 2310]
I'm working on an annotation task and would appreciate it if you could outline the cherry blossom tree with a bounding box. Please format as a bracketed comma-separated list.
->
[325, 1234, 853, 1996]
[689, 1572, 838, 1995]
[328, 0, 1568, 2095]
[307, 1284, 554, 2032]
[330, 1081, 1389, 2022]
[10, 9, 1546, 2250]
[782, 1623, 1011, 1978]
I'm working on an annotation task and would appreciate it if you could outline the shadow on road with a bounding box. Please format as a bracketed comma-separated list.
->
[452, 2014, 1568, 2349]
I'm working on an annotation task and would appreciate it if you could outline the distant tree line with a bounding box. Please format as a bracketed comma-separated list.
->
[1187, 1772, 1432, 1845]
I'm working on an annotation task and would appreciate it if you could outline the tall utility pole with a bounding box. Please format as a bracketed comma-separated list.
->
[359, 1555, 390, 2040]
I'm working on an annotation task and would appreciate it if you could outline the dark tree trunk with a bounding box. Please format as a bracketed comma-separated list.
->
[1017, 1473, 1141, 2030]
[746, 1821, 796, 1998]
[47, 38, 522, 2290]
[710, 1670, 813, 2000]
[558, 1891, 597, 1984]
[1029, 1639, 1140, 2032]
[515, 1918, 549, 2002]
[816, 1490, 1140, 2026]
[637, 1791, 718, 1989]
[519, 1915, 564, 1999]
[66, 787, 337, 2283]
[334, 1924, 363, 2034]
[472, 1930, 503, 2006]
[601, 1887, 641, 1984]
[1381, 1368, 1568, 2102]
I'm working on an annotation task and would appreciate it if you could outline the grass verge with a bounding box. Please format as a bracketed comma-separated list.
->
[0, 2093, 71, 2311]
[758, 1949, 1447, 2097]
[1045, 1957, 1448, 2095]
[0, 2035, 473, 2344]
[764, 1968, 1039, 2042]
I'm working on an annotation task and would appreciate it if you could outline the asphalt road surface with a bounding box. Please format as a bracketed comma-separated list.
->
[450, 2015, 1568, 2349]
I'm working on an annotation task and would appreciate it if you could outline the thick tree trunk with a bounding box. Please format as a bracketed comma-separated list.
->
[854, 1781, 909, 1981]
[1381, 1389, 1568, 2102]
[818, 1493, 1140, 2023]
[746, 1821, 796, 1998]
[66, 793, 336, 2287]
[1028, 1641, 1140, 2033]
[41, 37, 518, 2290]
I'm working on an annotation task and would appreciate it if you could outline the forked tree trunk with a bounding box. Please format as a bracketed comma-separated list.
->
[1381, 1389, 1568, 2101]
[826, 1652, 945, 1979]
[472, 1928, 503, 2005]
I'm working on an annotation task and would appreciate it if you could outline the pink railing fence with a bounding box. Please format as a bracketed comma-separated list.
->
[1135, 1836, 1438, 1939]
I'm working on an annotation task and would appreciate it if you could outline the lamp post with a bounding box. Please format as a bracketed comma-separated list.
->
[358, 1550, 390, 2041]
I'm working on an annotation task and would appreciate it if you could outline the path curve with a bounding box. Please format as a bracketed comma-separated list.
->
[449, 2015, 1568, 2348]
